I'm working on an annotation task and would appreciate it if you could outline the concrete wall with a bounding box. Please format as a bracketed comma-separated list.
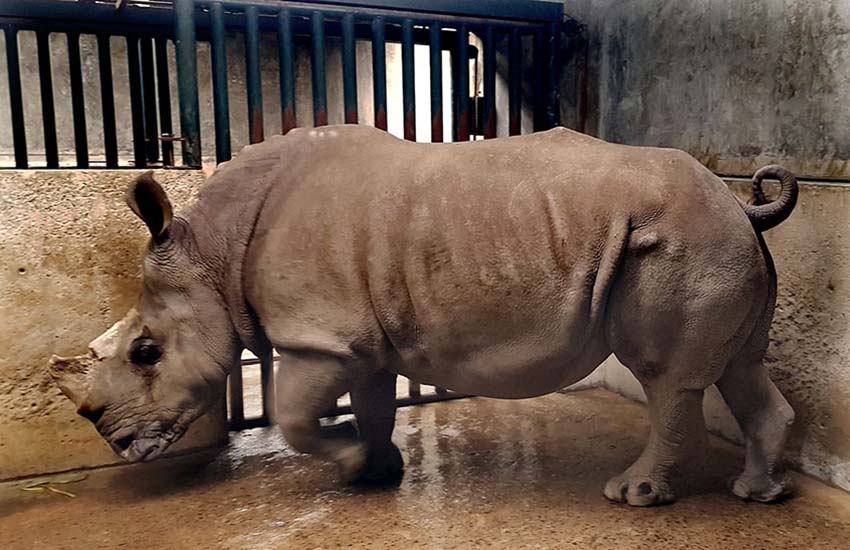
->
[0, 169, 227, 480]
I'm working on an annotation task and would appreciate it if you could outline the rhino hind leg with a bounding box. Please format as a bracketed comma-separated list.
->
[715, 358, 795, 503]
[350, 370, 404, 484]
[603, 381, 707, 506]
[274, 350, 368, 482]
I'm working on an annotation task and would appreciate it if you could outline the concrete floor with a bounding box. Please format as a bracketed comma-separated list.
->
[2, 390, 850, 550]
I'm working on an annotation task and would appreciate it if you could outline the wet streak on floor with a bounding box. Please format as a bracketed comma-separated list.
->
[2, 390, 850, 549]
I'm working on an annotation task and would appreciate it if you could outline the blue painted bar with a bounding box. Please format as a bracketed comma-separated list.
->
[277, 9, 297, 133]
[456, 24, 470, 141]
[483, 25, 497, 139]
[342, 13, 359, 124]
[311, 11, 329, 127]
[245, 5, 264, 143]
[96, 34, 118, 168]
[401, 18, 416, 141]
[174, 0, 202, 167]
[371, 17, 387, 130]
[429, 22, 443, 143]
[127, 35, 148, 168]
[210, 1, 232, 162]
[67, 32, 88, 168]
[36, 31, 59, 168]
[508, 27, 521, 136]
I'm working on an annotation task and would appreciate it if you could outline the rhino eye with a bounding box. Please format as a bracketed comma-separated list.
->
[130, 338, 163, 366]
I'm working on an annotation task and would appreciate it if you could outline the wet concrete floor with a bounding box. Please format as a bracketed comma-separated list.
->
[2, 389, 850, 549]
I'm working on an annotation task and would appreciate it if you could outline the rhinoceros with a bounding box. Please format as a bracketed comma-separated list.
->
[49, 125, 798, 506]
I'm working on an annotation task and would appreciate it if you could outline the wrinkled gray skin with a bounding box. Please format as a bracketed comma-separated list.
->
[50, 125, 799, 506]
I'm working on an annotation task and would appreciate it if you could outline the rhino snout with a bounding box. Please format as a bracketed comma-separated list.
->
[48, 353, 96, 409]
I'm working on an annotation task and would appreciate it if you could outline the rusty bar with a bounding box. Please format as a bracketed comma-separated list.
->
[483, 25, 496, 139]
[245, 5, 264, 143]
[533, 29, 545, 131]
[401, 18, 416, 141]
[456, 24, 470, 142]
[371, 16, 387, 130]
[277, 9, 297, 134]
[36, 31, 59, 168]
[155, 38, 175, 167]
[4, 28, 26, 168]
[508, 27, 521, 136]
[97, 34, 118, 168]
[259, 351, 275, 423]
[174, 0, 201, 167]
[67, 32, 89, 168]
[429, 22, 443, 143]
[140, 37, 159, 164]
[311, 11, 328, 127]
[342, 13, 358, 124]
[127, 35, 148, 168]
[229, 363, 245, 427]
[210, 2, 232, 162]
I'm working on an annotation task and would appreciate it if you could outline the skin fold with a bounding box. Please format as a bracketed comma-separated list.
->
[49, 125, 797, 506]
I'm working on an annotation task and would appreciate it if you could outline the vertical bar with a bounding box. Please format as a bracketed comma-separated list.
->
[533, 29, 545, 132]
[371, 17, 387, 131]
[4, 28, 27, 168]
[508, 28, 521, 136]
[341, 13, 358, 124]
[36, 31, 59, 168]
[260, 352, 275, 424]
[174, 0, 202, 167]
[210, 2, 232, 162]
[482, 26, 496, 139]
[245, 5, 264, 143]
[127, 36, 147, 168]
[229, 364, 245, 427]
[408, 379, 421, 398]
[311, 12, 328, 127]
[545, 21, 562, 129]
[278, 9, 297, 134]
[456, 24, 470, 142]
[140, 38, 159, 163]
[154, 38, 175, 167]
[97, 34, 118, 168]
[429, 22, 443, 143]
[401, 19, 416, 141]
[67, 32, 88, 168]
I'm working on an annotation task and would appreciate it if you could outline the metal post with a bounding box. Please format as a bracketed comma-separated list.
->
[4, 28, 26, 168]
[278, 9, 297, 134]
[140, 38, 159, 163]
[456, 24, 470, 142]
[311, 11, 328, 127]
[508, 28, 521, 136]
[174, 0, 201, 167]
[67, 32, 88, 168]
[482, 25, 496, 139]
[401, 18, 416, 141]
[154, 38, 175, 167]
[371, 17, 387, 131]
[245, 5, 264, 144]
[127, 35, 148, 168]
[341, 13, 358, 124]
[229, 364, 245, 428]
[209, 2, 231, 162]
[259, 352, 275, 424]
[97, 34, 119, 168]
[429, 22, 443, 143]
[36, 31, 59, 168]
[545, 20, 562, 129]
[532, 29, 545, 132]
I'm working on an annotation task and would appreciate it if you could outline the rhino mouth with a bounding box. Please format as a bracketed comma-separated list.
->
[108, 425, 187, 463]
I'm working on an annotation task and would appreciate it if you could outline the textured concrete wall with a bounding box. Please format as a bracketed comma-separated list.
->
[0, 169, 227, 480]
[563, 0, 850, 180]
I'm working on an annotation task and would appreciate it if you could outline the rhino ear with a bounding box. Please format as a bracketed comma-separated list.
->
[126, 171, 173, 242]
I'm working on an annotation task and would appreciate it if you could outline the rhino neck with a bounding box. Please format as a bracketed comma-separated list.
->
[180, 168, 277, 359]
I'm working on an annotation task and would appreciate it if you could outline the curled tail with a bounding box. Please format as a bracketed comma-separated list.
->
[741, 165, 798, 232]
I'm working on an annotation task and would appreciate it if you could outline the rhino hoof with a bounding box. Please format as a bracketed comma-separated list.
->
[603, 474, 675, 507]
[731, 474, 793, 503]
[351, 444, 405, 487]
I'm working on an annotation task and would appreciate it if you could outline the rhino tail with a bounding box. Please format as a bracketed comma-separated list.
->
[740, 165, 798, 232]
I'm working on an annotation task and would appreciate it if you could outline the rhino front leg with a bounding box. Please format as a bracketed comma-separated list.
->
[604, 383, 706, 506]
[350, 370, 404, 483]
[275, 350, 367, 482]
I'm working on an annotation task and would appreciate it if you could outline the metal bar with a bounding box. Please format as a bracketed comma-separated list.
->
[429, 22, 443, 143]
[341, 13, 358, 124]
[371, 17, 387, 130]
[508, 27, 521, 136]
[209, 2, 231, 161]
[545, 20, 561, 129]
[174, 0, 202, 167]
[259, 351, 275, 424]
[244, 5, 264, 144]
[67, 32, 89, 168]
[533, 29, 545, 131]
[311, 11, 328, 127]
[400, 18, 416, 141]
[140, 37, 159, 163]
[277, 9, 297, 134]
[97, 34, 119, 168]
[154, 38, 175, 167]
[483, 25, 497, 139]
[127, 35, 148, 168]
[228, 364, 245, 427]
[4, 28, 26, 168]
[456, 24, 470, 142]
[408, 380, 421, 398]
[322, 392, 471, 419]
[36, 31, 59, 168]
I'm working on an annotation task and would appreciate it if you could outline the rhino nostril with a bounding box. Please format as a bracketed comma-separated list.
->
[78, 405, 105, 425]
[114, 434, 134, 452]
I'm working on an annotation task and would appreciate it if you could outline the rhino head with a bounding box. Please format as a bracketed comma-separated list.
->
[49, 173, 239, 462]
